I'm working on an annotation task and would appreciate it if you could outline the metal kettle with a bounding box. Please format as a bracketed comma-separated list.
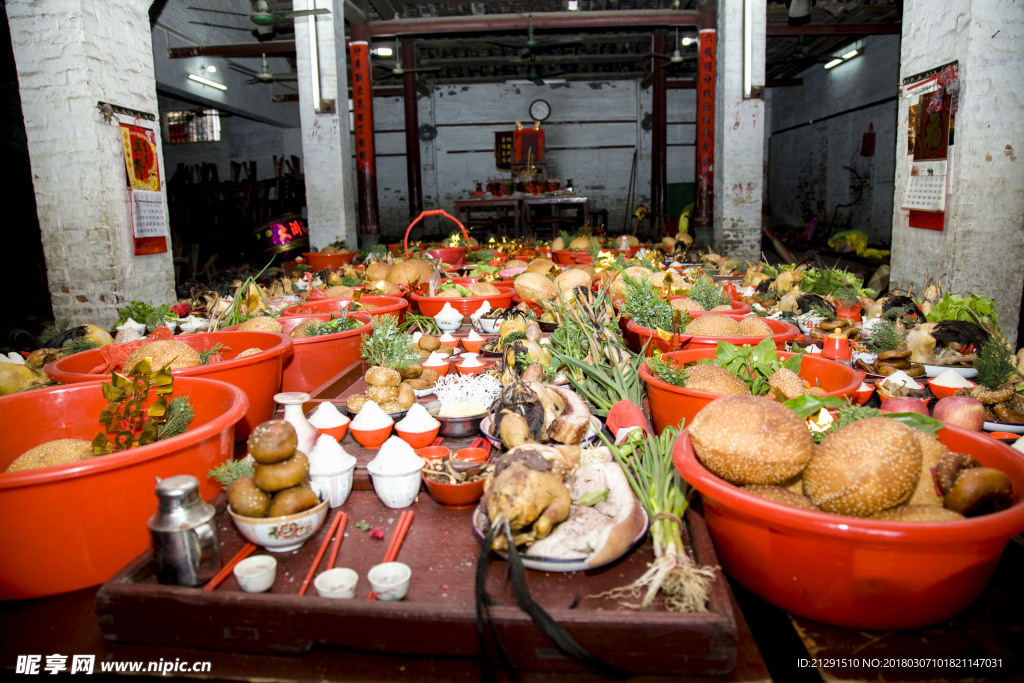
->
[146, 475, 221, 586]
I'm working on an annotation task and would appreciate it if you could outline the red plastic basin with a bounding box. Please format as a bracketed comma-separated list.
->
[625, 315, 800, 355]
[552, 250, 588, 265]
[45, 331, 290, 440]
[279, 312, 373, 394]
[0, 376, 247, 599]
[410, 286, 515, 317]
[425, 247, 467, 265]
[641, 349, 862, 434]
[278, 295, 409, 324]
[673, 425, 1024, 630]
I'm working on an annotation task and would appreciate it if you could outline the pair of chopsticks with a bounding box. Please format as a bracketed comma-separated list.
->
[297, 511, 350, 596]
[369, 509, 415, 600]
[468, 436, 492, 459]
[204, 541, 257, 591]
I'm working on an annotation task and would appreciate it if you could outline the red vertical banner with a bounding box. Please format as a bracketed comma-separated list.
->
[694, 29, 716, 230]
[349, 39, 379, 234]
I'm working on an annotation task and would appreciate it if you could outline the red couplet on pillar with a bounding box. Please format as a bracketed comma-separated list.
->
[694, 29, 716, 229]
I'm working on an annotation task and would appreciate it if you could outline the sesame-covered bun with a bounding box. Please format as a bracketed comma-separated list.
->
[685, 364, 750, 395]
[742, 485, 821, 512]
[689, 395, 813, 485]
[803, 417, 923, 517]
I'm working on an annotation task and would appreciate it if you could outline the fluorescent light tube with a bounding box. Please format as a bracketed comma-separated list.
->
[188, 73, 226, 90]
[841, 49, 860, 60]
[823, 58, 843, 70]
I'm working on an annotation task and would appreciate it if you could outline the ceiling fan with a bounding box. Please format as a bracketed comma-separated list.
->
[189, 1, 329, 36]
[371, 40, 441, 79]
[229, 54, 298, 84]
[650, 29, 698, 70]
[488, 15, 581, 60]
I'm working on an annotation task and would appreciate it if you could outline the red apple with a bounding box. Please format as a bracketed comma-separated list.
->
[879, 397, 930, 416]
[932, 396, 987, 431]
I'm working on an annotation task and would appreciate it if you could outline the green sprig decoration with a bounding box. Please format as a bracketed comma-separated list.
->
[975, 336, 1015, 389]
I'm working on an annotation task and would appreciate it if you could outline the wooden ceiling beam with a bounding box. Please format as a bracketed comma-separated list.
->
[168, 41, 296, 58]
[367, 10, 700, 38]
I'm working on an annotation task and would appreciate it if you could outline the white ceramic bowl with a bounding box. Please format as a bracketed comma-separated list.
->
[309, 463, 356, 508]
[434, 316, 464, 333]
[923, 363, 978, 379]
[314, 567, 359, 599]
[474, 317, 502, 335]
[367, 561, 411, 601]
[228, 498, 329, 552]
[366, 461, 423, 508]
[232, 555, 277, 593]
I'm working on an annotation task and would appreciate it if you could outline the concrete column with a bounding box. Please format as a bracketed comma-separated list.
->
[293, 0, 358, 249]
[712, 0, 766, 260]
[890, 0, 1024, 346]
[7, 0, 174, 328]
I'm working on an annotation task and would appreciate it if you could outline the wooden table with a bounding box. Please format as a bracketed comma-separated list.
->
[522, 195, 590, 239]
[454, 197, 523, 239]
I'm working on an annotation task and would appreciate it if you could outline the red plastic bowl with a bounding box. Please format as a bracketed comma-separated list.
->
[552, 250, 587, 265]
[425, 247, 468, 265]
[417, 446, 450, 461]
[396, 425, 441, 449]
[0, 377, 247, 600]
[672, 425, 1024, 630]
[278, 295, 409, 324]
[349, 424, 393, 449]
[928, 378, 976, 400]
[410, 287, 515, 317]
[422, 474, 486, 508]
[625, 315, 800, 356]
[45, 331, 290, 440]
[641, 349, 862, 434]
[277, 312, 373, 394]
[303, 252, 345, 271]
[456, 363, 488, 376]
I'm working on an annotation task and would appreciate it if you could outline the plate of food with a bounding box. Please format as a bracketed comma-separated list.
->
[922, 363, 978, 379]
[470, 459, 649, 573]
[984, 419, 1024, 435]
[478, 414, 603, 450]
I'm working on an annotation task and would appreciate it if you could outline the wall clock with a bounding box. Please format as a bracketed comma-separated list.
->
[529, 99, 551, 122]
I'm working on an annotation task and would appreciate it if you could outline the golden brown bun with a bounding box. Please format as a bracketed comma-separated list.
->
[364, 262, 392, 281]
[253, 451, 309, 493]
[670, 297, 705, 313]
[686, 314, 742, 336]
[803, 418, 922, 517]
[689, 395, 813, 485]
[468, 282, 502, 296]
[7, 438, 92, 472]
[871, 505, 964, 522]
[248, 419, 297, 464]
[514, 272, 557, 301]
[742, 485, 821, 511]
[738, 316, 772, 337]
[124, 340, 201, 373]
[685, 364, 750, 395]
[238, 316, 283, 334]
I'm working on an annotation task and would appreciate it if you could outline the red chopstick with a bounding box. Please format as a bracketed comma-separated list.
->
[298, 511, 346, 596]
[430, 436, 444, 447]
[469, 436, 492, 459]
[369, 510, 415, 600]
[204, 542, 257, 591]
[326, 512, 349, 570]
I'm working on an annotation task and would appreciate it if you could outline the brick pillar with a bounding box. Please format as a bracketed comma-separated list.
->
[7, 0, 174, 328]
[712, 0, 766, 260]
[293, 0, 359, 249]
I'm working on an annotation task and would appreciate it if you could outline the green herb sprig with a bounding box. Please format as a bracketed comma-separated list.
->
[305, 317, 361, 337]
[207, 459, 252, 489]
[867, 319, 906, 353]
[158, 396, 195, 440]
[688, 275, 731, 311]
[199, 344, 229, 364]
[361, 314, 417, 369]
[621, 275, 673, 331]
[646, 355, 688, 387]
[975, 336, 1015, 389]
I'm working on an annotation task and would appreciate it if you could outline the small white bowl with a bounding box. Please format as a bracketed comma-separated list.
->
[233, 555, 277, 593]
[310, 463, 356, 508]
[475, 317, 502, 335]
[367, 561, 411, 601]
[229, 499, 329, 552]
[434, 316, 463, 333]
[314, 567, 359, 599]
[116, 317, 147, 336]
[366, 462, 423, 508]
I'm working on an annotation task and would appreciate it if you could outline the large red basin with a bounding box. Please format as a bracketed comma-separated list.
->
[278, 295, 409, 323]
[625, 314, 800, 355]
[0, 376, 247, 599]
[278, 312, 373, 393]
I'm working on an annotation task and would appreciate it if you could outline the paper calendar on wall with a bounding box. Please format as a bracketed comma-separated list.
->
[902, 160, 947, 212]
[130, 189, 169, 255]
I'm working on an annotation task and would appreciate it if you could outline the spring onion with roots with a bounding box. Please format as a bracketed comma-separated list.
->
[596, 425, 717, 612]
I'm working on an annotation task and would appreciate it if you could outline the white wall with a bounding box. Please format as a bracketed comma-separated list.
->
[768, 34, 900, 245]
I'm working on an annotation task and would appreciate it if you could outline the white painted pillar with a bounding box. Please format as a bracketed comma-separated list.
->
[713, 0, 766, 261]
[7, 0, 175, 328]
[293, 0, 358, 250]
[890, 0, 1024, 345]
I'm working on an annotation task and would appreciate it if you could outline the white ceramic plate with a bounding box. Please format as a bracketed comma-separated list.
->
[413, 387, 435, 398]
[471, 506, 648, 573]
[984, 420, 1024, 434]
[923, 364, 978, 379]
[478, 414, 602, 450]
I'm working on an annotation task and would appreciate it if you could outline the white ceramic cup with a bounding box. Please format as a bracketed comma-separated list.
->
[314, 567, 359, 599]
[367, 562, 411, 601]
[366, 464, 423, 509]
[310, 463, 356, 508]
[232, 555, 277, 593]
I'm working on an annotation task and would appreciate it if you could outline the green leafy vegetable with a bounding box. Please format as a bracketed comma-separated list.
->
[801, 267, 876, 303]
[116, 301, 157, 327]
[159, 396, 196, 440]
[207, 458, 251, 489]
[782, 394, 848, 419]
[399, 312, 440, 335]
[646, 355, 688, 387]
[305, 317, 360, 337]
[709, 338, 803, 396]
[360, 314, 417, 369]
[199, 344, 229, 364]
[882, 412, 944, 436]
[926, 291, 999, 327]
[355, 521, 371, 532]
[621, 275, 674, 331]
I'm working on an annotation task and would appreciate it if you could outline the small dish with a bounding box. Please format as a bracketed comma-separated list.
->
[475, 317, 502, 335]
[984, 420, 1024, 435]
[395, 424, 441, 449]
[461, 337, 486, 353]
[988, 432, 1020, 441]
[233, 555, 277, 593]
[229, 499, 329, 552]
[314, 567, 359, 599]
[434, 316, 463, 333]
[367, 562, 412, 601]
[456, 363, 487, 376]
[423, 360, 451, 377]
[850, 384, 875, 406]
[349, 424, 393, 449]
[928, 378, 976, 400]
[923, 363, 978, 379]
[315, 422, 350, 442]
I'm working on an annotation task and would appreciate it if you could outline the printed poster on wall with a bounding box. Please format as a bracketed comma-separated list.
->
[120, 124, 167, 254]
